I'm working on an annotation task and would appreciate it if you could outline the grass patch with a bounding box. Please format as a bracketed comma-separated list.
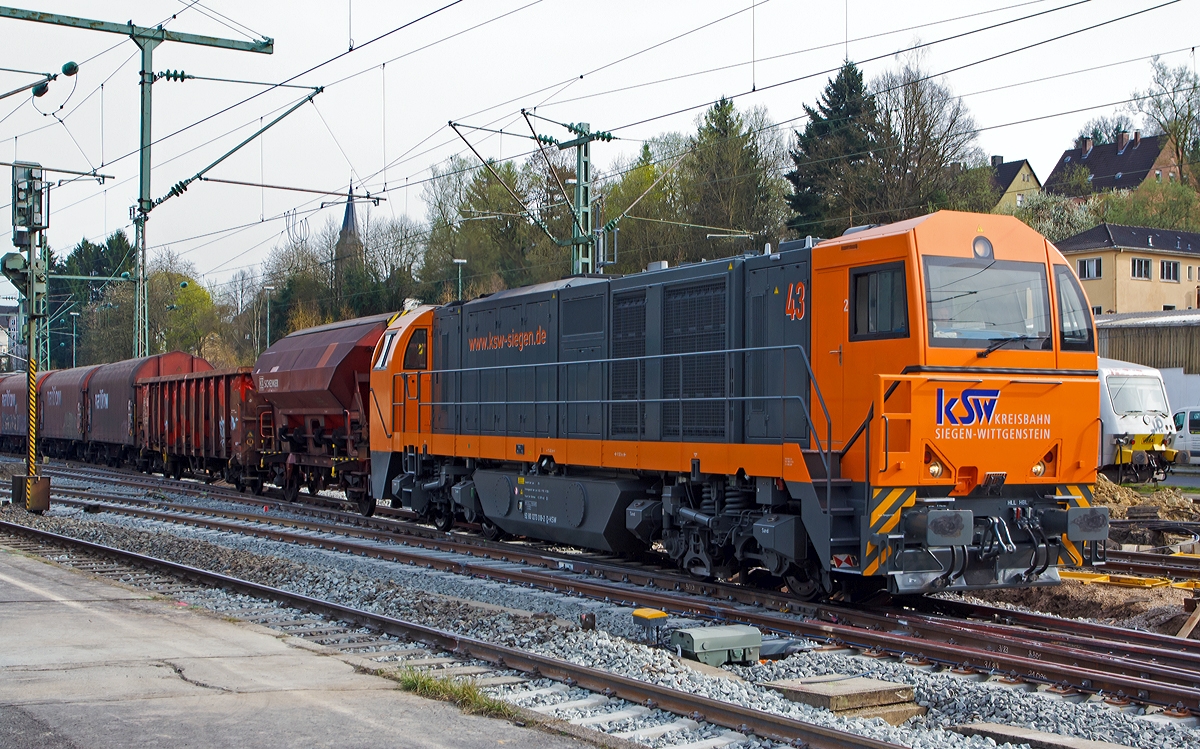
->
[1119, 483, 1162, 495]
[394, 668, 526, 722]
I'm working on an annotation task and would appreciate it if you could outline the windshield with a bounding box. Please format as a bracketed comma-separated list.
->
[924, 256, 1051, 349]
[1107, 375, 1169, 415]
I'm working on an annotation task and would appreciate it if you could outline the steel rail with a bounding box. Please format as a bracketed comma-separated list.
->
[17, 490, 1200, 708]
[0, 520, 901, 749]
[29, 466, 1200, 669]
[1104, 549, 1200, 581]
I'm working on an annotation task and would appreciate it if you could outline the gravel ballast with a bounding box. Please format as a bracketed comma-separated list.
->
[4, 502, 1198, 749]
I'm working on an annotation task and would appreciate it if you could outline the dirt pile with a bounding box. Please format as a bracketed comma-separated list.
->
[1092, 474, 1199, 521]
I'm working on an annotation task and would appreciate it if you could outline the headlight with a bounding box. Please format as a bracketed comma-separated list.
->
[1031, 461, 1046, 477]
[928, 460, 943, 478]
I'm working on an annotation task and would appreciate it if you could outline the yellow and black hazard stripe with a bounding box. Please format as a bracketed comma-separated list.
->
[863, 486, 916, 576]
[1055, 483, 1094, 567]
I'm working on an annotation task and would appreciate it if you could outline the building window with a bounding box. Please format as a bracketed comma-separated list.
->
[1162, 260, 1180, 282]
[1077, 258, 1101, 279]
[1191, 265, 1195, 281]
[1156, 170, 1162, 183]
[850, 262, 909, 340]
[1092, 305, 1102, 315]
[1015, 193, 1024, 207]
[1022, 172, 1030, 182]
[1164, 305, 1177, 311]
[1131, 258, 1152, 279]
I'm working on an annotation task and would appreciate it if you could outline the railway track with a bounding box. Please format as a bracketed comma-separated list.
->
[7, 468, 1200, 711]
[1104, 548, 1200, 581]
[0, 519, 903, 749]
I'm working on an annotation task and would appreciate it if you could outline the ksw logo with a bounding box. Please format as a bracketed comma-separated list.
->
[936, 388, 1000, 426]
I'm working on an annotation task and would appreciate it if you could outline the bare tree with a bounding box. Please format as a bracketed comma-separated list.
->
[1129, 58, 1200, 183]
[869, 58, 982, 221]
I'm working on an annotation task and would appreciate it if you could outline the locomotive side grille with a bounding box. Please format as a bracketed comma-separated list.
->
[663, 280, 726, 440]
[611, 290, 646, 437]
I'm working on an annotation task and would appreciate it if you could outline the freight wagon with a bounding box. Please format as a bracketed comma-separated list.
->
[250, 312, 392, 514]
[138, 368, 260, 483]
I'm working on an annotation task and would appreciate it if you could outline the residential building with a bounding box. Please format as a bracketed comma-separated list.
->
[1056, 224, 1200, 313]
[989, 155, 1040, 211]
[1043, 131, 1190, 196]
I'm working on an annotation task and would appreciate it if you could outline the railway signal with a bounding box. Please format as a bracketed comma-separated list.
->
[0, 6, 274, 359]
[5, 162, 49, 511]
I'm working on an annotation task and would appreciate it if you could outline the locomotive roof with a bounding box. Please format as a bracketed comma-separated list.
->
[461, 276, 606, 305]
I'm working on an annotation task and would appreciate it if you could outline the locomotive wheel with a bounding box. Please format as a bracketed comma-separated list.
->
[433, 508, 454, 532]
[480, 520, 504, 541]
[357, 494, 376, 517]
[784, 573, 821, 601]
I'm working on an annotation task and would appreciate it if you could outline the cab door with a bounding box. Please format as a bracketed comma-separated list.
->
[812, 268, 847, 448]
[400, 328, 431, 435]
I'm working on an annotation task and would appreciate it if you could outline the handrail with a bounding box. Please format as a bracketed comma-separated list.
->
[390, 343, 834, 499]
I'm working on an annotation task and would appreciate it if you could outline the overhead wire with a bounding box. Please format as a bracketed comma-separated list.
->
[26, 1, 1179, 293]
[609, 0, 1174, 135]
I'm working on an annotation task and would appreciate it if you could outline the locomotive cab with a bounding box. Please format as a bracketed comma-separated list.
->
[813, 212, 1104, 594]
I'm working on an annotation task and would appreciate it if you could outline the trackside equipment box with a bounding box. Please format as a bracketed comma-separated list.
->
[670, 624, 762, 666]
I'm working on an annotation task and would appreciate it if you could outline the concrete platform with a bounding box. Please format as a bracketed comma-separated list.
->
[0, 545, 585, 749]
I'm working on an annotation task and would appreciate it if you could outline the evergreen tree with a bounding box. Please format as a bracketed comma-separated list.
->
[686, 98, 775, 244]
[785, 62, 877, 237]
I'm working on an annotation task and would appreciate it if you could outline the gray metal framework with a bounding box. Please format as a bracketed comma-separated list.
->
[0, 7, 273, 358]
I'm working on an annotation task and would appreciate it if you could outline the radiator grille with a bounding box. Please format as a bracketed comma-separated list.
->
[610, 291, 646, 437]
[663, 279, 726, 439]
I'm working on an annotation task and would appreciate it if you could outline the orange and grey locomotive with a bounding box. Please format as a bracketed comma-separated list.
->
[370, 212, 1108, 598]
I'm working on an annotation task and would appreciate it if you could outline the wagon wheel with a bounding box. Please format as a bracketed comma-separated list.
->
[251, 480, 264, 496]
[306, 479, 321, 496]
[234, 479, 245, 493]
[282, 476, 300, 503]
[171, 463, 183, 481]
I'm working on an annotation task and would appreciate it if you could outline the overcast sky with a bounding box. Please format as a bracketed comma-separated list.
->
[0, 0, 1194, 301]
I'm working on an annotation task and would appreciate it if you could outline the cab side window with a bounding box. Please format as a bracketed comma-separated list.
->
[849, 262, 908, 340]
[1053, 265, 1095, 352]
[402, 329, 428, 370]
[373, 332, 397, 370]
[1175, 412, 1186, 432]
[1191, 411, 1200, 435]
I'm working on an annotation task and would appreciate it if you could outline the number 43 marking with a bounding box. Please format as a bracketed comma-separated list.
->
[785, 282, 806, 321]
